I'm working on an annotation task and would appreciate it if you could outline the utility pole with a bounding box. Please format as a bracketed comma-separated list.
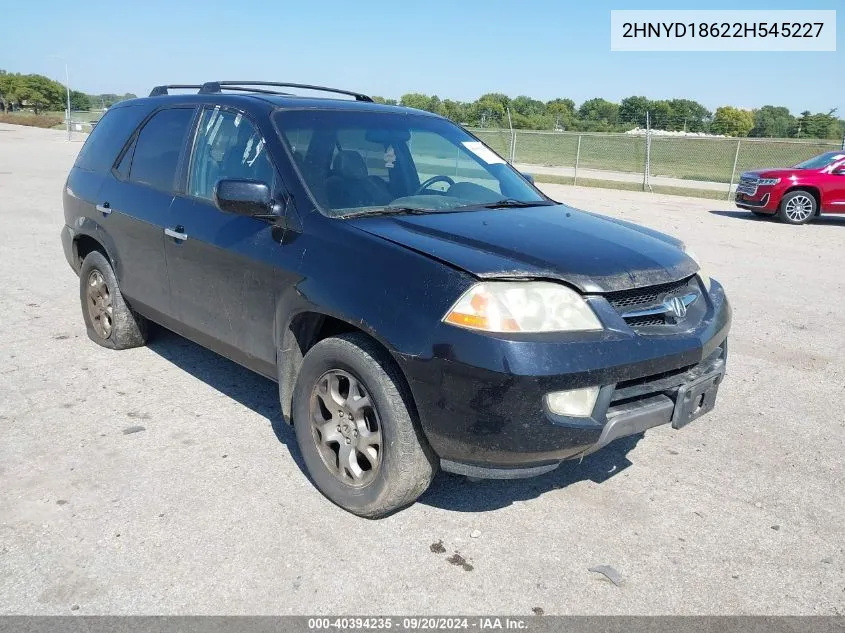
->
[64, 63, 71, 141]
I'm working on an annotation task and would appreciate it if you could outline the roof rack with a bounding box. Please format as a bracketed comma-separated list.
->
[148, 84, 204, 97]
[199, 81, 373, 102]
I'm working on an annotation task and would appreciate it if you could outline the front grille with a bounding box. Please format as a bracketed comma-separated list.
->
[610, 343, 726, 405]
[604, 276, 693, 312]
[736, 177, 759, 196]
[625, 314, 666, 327]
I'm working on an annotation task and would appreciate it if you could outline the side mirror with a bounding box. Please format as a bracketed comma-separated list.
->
[214, 179, 272, 216]
[833, 166, 845, 175]
[521, 172, 535, 184]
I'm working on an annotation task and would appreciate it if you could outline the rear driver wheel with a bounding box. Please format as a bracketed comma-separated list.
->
[79, 251, 148, 349]
[292, 333, 437, 518]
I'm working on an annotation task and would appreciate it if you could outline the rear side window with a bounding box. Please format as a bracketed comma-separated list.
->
[74, 105, 148, 173]
[129, 108, 195, 192]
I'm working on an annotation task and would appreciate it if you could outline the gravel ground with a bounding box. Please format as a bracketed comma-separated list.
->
[1, 123, 843, 615]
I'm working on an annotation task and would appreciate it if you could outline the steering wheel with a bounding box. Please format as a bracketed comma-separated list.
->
[416, 175, 455, 195]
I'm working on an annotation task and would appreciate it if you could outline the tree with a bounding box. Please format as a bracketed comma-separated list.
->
[546, 98, 576, 129]
[578, 98, 619, 126]
[666, 99, 711, 132]
[619, 95, 649, 126]
[797, 109, 841, 139]
[511, 95, 545, 117]
[93, 93, 138, 108]
[750, 105, 795, 138]
[477, 93, 511, 112]
[0, 71, 20, 112]
[11, 74, 63, 114]
[399, 93, 432, 111]
[710, 106, 754, 136]
[70, 90, 91, 111]
[648, 100, 672, 130]
[371, 95, 397, 105]
[440, 99, 467, 123]
[471, 96, 506, 127]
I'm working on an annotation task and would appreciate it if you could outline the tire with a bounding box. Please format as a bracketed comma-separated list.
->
[79, 251, 148, 349]
[778, 190, 817, 225]
[291, 333, 437, 518]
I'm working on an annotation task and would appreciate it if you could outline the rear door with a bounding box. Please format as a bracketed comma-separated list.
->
[96, 106, 197, 319]
[164, 105, 296, 378]
[64, 103, 150, 263]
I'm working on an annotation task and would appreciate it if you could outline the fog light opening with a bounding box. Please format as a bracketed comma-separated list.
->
[545, 387, 600, 417]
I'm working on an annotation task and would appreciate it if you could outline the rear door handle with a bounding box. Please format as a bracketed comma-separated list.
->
[164, 227, 188, 241]
[96, 203, 111, 216]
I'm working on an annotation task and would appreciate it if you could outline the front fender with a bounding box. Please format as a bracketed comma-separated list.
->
[271, 221, 473, 423]
[277, 222, 472, 358]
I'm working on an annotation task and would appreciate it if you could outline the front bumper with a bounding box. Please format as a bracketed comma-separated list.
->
[734, 188, 779, 212]
[397, 280, 731, 477]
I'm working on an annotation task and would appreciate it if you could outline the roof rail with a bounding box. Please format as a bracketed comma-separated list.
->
[149, 84, 204, 97]
[199, 81, 373, 102]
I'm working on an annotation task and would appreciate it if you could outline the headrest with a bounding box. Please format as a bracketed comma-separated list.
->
[332, 150, 368, 179]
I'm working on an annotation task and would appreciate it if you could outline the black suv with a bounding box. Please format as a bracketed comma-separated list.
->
[62, 81, 731, 517]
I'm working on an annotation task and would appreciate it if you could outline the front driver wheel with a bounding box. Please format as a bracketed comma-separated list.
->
[292, 333, 437, 518]
[778, 190, 816, 225]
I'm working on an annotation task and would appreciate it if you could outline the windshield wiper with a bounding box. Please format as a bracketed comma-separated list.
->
[467, 198, 553, 210]
[339, 206, 432, 219]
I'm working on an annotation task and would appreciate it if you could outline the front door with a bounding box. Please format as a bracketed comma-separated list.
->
[820, 158, 845, 213]
[164, 106, 297, 378]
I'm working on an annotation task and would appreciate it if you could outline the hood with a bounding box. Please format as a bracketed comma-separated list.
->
[742, 168, 801, 179]
[349, 204, 697, 293]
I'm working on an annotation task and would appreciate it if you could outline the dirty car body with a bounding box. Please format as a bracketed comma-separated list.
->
[61, 82, 731, 516]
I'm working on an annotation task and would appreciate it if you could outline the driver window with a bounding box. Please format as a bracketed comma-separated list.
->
[408, 130, 502, 195]
[189, 107, 275, 200]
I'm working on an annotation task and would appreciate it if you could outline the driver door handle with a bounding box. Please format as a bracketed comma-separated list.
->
[164, 226, 188, 241]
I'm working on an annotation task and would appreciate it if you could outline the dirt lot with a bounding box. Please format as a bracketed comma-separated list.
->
[1, 123, 843, 615]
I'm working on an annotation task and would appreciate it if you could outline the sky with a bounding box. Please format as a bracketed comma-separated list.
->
[1, 0, 842, 115]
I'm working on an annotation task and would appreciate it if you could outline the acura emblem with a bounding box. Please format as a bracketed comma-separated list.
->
[664, 296, 688, 320]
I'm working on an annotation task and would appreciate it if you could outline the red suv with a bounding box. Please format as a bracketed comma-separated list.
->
[735, 151, 845, 225]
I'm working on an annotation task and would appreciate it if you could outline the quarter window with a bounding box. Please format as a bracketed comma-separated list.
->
[188, 108, 275, 200]
[129, 108, 195, 191]
[74, 104, 148, 173]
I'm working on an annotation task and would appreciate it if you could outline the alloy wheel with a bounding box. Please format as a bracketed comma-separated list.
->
[86, 270, 113, 339]
[310, 369, 382, 487]
[784, 195, 814, 222]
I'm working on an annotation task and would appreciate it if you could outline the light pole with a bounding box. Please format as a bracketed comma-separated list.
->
[64, 63, 71, 141]
[49, 55, 72, 141]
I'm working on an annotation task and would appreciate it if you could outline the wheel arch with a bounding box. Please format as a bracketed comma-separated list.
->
[72, 221, 123, 277]
[276, 308, 412, 425]
[783, 185, 822, 216]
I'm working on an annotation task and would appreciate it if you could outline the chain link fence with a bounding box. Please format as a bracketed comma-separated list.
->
[471, 128, 843, 199]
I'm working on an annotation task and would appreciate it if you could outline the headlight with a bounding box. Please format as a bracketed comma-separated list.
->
[758, 178, 781, 186]
[682, 246, 711, 292]
[443, 281, 602, 333]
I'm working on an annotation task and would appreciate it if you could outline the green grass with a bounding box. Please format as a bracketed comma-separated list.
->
[533, 174, 729, 202]
[473, 129, 841, 184]
[0, 112, 64, 128]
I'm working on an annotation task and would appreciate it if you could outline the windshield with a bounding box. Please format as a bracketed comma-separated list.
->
[273, 109, 547, 217]
[793, 152, 845, 170]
